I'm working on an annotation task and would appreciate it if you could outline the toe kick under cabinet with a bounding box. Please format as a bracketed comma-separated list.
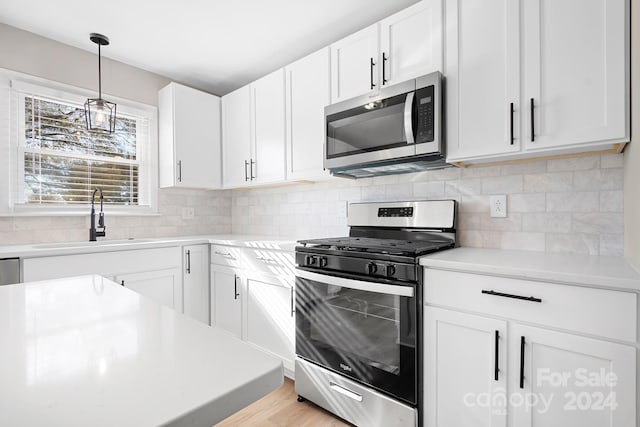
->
[423, 268, 638, 427]
[210, 244, 296, 378]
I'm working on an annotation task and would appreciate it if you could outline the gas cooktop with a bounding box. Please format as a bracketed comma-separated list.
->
[298, 236, 455, 258]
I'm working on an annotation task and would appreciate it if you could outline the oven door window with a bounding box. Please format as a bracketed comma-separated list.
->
[326, 92, 412, 159]
[296, 275, 416, 405]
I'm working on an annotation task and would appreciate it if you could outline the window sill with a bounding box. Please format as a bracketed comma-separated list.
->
[2, 205, 160, 217]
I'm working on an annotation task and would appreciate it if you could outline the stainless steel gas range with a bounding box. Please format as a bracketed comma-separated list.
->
[294, 200, 457, 427]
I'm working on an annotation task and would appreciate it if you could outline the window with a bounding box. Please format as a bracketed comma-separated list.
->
[0, 70, 158, 215]
[23, 95, 140, 205]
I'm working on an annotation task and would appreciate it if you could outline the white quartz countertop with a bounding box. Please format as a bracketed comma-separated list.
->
[420, 247, 640, 292]
[0, 275, 283, 427]
[0, 234, 298, 258]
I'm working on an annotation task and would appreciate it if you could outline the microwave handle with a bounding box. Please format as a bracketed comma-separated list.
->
[404, 92, 415, 144]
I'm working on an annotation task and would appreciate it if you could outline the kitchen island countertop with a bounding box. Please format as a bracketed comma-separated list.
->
[0, 275, 283, 427]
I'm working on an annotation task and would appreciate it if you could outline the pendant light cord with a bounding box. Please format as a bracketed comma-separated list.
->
[98, 43, 102, 99]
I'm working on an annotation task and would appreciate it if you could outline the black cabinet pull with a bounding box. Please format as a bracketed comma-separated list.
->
[494, 330, 500, 381]
[509, 102, 514, 145]
[120, 280, 125, 287]
[234, 275, 240, 300]
[370, 57, 376, 90]
[186, 250, 191, 274]
[530, 98, 535, 142]
[481, 289, 542, 303]
[244, 160, 249, 181]
[382, 52, 388, 85]
[250, 159, 256, 180]
[520, 336, 526, 389]
[177, 160, 182, 182]
[290, 287, 295, 317]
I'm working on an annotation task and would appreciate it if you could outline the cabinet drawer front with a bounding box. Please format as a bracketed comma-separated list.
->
[23, 247, 181, 282]
[211, 245, 295, 278]
[210, 245, 243, 268]
[424, 269, 637, 342]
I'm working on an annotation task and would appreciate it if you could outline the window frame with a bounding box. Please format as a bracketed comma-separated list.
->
[0, 69, 158, 216]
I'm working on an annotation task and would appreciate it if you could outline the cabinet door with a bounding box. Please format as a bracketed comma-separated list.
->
[425, 307, 507, 427]
[251, 69, 286, 185]
[182, 244, 209, 324]
[159, 83, 221, 189]
[211, 266, 242, 338]
[445, 0, 520, 161]
[116, 268, 182, 311]
[173, 84, 222, 189]
[330, 24, 379, 103]
[246, 277, 295, 375]
[510, 324, 636, 427]
[222, 85, 252, 188]
[522, 0, 628, 150]
[380, 0, 442, 87]
[285, 48, 331, 181]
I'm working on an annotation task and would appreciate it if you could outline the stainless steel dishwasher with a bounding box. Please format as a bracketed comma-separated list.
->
[0, 258, 21, 285]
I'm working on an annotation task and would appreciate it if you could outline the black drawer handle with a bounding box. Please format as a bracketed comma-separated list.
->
[494, 330, 500, 381]
[520, 336, 526, 389]
[481, 290, 542, 303]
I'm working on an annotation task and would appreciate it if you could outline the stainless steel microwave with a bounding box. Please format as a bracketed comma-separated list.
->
[324, 71, 446, 178]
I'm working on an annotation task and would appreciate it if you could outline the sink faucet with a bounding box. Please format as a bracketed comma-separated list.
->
[90, 188, 106, 242]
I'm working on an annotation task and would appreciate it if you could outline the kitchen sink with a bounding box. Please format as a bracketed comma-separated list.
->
[32, 238, 155, 249]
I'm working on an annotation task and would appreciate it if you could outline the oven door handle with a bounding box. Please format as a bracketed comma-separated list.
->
[295, 269, 414, 298]
[403, 91, 415, 144]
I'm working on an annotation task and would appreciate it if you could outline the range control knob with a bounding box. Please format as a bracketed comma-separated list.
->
[305, 255, 317, 266]
[366, 262, 378, 275]
[319, 257, 328, 268]
[386, 264, 396, 278]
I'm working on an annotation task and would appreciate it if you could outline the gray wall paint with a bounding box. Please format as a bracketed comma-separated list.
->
[0, 23, 169, 106]
[624, 5, 640, 270]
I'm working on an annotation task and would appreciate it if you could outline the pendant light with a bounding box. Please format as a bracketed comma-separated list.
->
[84, 33, 116, 133]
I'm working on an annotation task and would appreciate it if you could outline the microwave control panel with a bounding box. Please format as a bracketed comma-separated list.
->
[415, 85, 435, 143]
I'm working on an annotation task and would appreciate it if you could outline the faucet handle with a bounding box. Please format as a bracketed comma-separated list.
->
[98, 212, 105, 228]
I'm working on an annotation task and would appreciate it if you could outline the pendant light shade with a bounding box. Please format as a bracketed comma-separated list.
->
[85, 33, 116, 133]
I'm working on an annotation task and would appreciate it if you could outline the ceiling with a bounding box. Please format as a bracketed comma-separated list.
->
[0, 0, 419, 95]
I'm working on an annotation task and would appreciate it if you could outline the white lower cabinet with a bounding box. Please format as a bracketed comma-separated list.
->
[510, 324, 636, 427]
[424, 268, 637, 427]
[182, 244, 210, 324]
[115, 268, 181, 311]
[246, 277, 295, 376]
[210, 245, 296, 378]
[425, 308, 507, 427]
[210, 265, 242, 338]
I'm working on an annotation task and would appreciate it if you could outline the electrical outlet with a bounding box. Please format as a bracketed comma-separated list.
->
[490, 195, 507, 218]
[181, 207, 195, 220]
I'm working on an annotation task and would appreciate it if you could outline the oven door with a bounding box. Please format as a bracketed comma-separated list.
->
[295, 268, 417, 405]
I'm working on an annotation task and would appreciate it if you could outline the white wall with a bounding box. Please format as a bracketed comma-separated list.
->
[232, 154, 624, 256]
[624, 3, 640, 270]
[0, 24, 232, 244]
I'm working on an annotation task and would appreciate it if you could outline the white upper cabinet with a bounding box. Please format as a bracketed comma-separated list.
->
[330, 24, 379, 103]
[252, 69, 286, 185]
[159, 82, 221, 189]
[330, 0, 443, 103]
[285, 48, 331, 181]
[221, 71, 286, 188]
[379, 0, 443, 87]
[522, 0, 629, 151]
[445, 0, 520, 161]
[447, 0, 629, 164]
[222, 84, 252, 188]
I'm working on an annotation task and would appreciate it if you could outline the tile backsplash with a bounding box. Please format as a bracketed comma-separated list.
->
[231, 153, 624, 256]
[0, 153, 624, 256]
[0, 188, 232, 245]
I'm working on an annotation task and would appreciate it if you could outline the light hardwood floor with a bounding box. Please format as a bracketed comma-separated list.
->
[215, 378, 352, 426]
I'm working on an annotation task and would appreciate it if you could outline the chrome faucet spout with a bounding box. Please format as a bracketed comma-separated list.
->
[90, 188, 106, 242]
